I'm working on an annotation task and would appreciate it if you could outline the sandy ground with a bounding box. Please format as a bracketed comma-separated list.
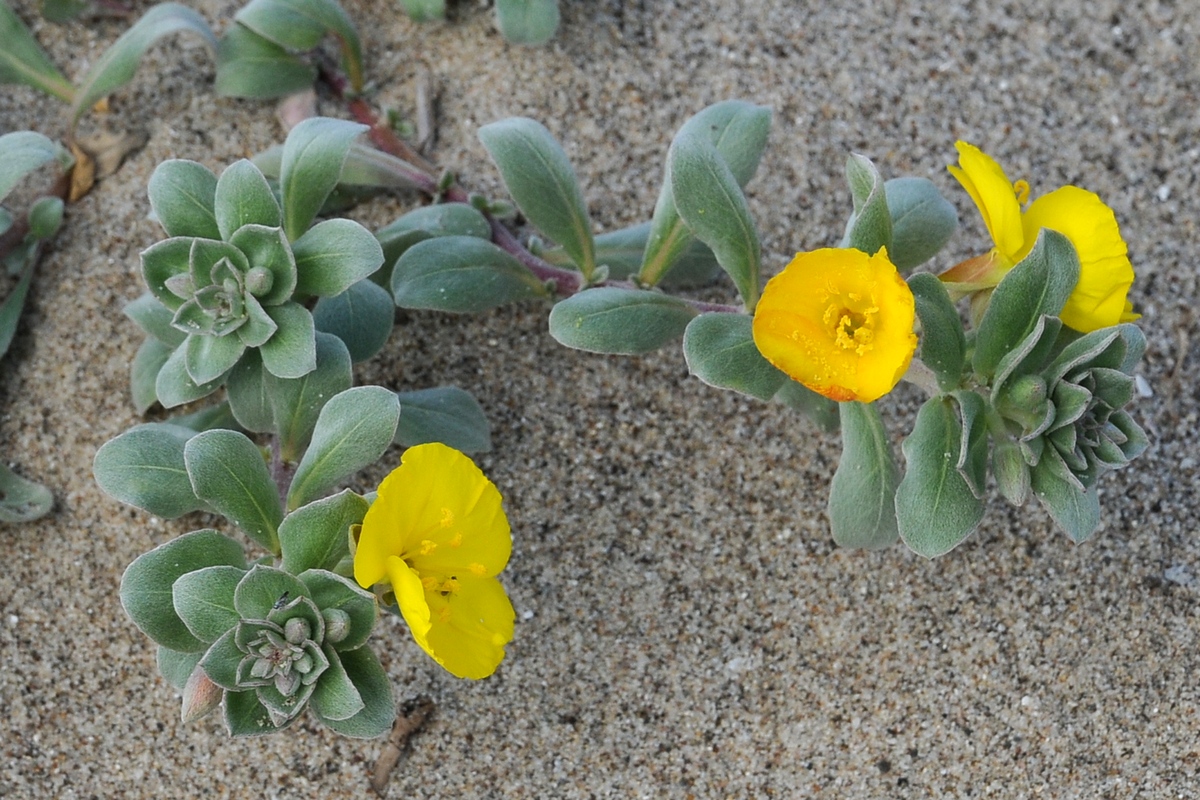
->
[2, 0, 1198, 797]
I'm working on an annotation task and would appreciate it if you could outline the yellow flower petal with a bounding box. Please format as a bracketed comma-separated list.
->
[948, 141, 1026, 264]
[1021, 186, 1136, 332]
[752, 248, 917, 403]
[354, 442, 515, 679]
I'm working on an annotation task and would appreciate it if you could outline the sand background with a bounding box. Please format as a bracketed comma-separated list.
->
[2, 0, 1198, 796]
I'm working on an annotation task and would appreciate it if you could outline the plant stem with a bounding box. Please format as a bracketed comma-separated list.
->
[319, 68, 743, 316]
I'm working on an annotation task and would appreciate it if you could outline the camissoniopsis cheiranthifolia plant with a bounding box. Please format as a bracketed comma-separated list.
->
[94, 118, 514, 737]
[383, 100, 1147, 556]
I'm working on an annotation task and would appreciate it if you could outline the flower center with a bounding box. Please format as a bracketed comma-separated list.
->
[825, 296, 877, 356]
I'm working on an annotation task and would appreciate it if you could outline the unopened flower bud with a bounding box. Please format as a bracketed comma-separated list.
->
[181, 665, 223, 723]
[322, 608, 351, 644]
[284, 617, 311, 645]
[245, 266, 274, 296]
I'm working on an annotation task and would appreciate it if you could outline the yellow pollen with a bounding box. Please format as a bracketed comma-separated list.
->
[441, 577, 460, 594]
[439, 507, 455, 527]
[419, 539, 438, 555]
[448, 532, 463, 548]
[1013, 178, 1030, 206]
[828, 302, 877, 355]
[468, 562, 487, 576]
[420, 575, 438, 591]
[437, 606, 452, 623]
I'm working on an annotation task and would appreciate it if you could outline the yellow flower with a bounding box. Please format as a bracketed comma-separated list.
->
[354, 443, 514, 679]
[752, 247, 917, 403]
[947, 140, 1139, 332]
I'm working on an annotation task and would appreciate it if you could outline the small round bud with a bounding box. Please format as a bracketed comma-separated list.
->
[322, 608, 351, 644]
[293, 652, 314, 675]
[284, 617, 311, 645]
[244, 266, 274, 297]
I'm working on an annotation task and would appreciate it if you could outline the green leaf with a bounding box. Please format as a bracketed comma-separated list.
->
[225, 350, 274, 433]
[0, 131, 66, 201]
[993, 438, 1030, 507]
[93, 422, 205, 518]
[155, 340, 226, 408]
[68, 3, 217, 135]
[376, 203, 491, 280]
[0, 258, 35, 362]
[214, 159, 281, 240]
[279, 491, 367, 575]
[0, 2, 75, 101]
[185, 332, 246, 386]
[171, 401, 242, 435]
[827, 401, 899, 549]
[0, 462, 53, 523]
[148, 161, 221, 240]
[214, 23, 317, 99]
[259, 301, 316, 379]
[884, 177, 958, 270]
[773, 380, 840, 432]
[267, 332, 352, 461]
[233, 564, 310, 619]
[313, 279, 394, 363]
[292, 218, 383, 297]
[279, 117, 368, 242]
[128, 338, 169, 414]
[124, 293, 185, 348]
[908, 273, 966, 392]
[173, 565, 245, 643]
[640, 100, 771, 287]
[840, 153, 893, 257]
[478, 117, 594, 277]
[391, 236, 549, 312]
[235, 0, 364, 91]
[198, 628, 242, 690]
[1032, 459, 1101, 543]
[287, 387, 400, 510]
[493, 0, 559, 45]
[39, 0, 90, 24]
[315, 645, 394, 738]
[973, 229, 1080, 379]
[310, 648, 364, 721]
[26, 195, 63, 239]
[400, 0, 445, 21]
[157, 646, 204, 691]
[120, 529, 247, 652]
[223, 688, 281, 736]
[184, 429, 283, 553]
[548, 287, 696, 355]
[895, 397, 985, 557]
[668, 133, 761, 308]
[682, 313, 785, 401]
[394, 386, 492, 454]
[227, 224, 297, 306]
[298, 569, 375, 651]
[545, 222, 722, 287]
[952, 390, 989, 499]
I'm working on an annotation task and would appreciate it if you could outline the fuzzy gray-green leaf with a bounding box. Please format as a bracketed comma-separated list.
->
[279, 491, 367, 575]
[267, 332, 352, 461]
[279, 117, 368, 242]
[908, 273, 965, 392]
[184, 429, 282, 553]
[148, 161, 220, 240]
[120, 529, 247, 653]
[392, 236, 549, 312]
[896, 397, 985, 557]
[885, 177, 958, 270]
[493, 0, 560, 45]
[93, 422, 205, 518]
[973, 229, 1079, 379]
[1031, 459, 1101, 543]
[0, 3, 75, 101]
[235, 0, 364, 90]
[312, 279, 394, 362]
[259, 302, 316, 379]
[215, 23, 317, 99]
[287, 387, 400, 510]
[400, 0, 445, 20]
[682, 313, 785, 401]
[0, 463, 53, 524]
[953, 390, 989, 499]
[394, 386, 492, 453]
[155, 341, 226, 408]
[131, 337, 172, 414]
[478, 117, 594, 276]
[214, 159, 281, 240]
[173, 565, 245, 644]
[315, 645, 394, 738]
[299, 570, 376, 651]
[310, 646, 364, 721]
[668, 134, 760, 308]
[292, 218, 383, 297]
[828, 401, 900, 549]
[157, 647, 204, 691]
[0, 131, 66, 201]
[548, 287, 697, 355]
[842, 153, 892, 257]
[233, 564, 310, 619]
[69, 3, 217, 135]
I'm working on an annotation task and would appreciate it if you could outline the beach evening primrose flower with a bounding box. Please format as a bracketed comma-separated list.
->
[354, 443, 514, 679]
[752, 247, 917, 403]
[946, 140, 1138, 332]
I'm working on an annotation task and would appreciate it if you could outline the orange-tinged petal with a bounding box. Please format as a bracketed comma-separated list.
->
[752, 248, 917, 403]
[948, 141, 1026, 263]
[1022, 186, 1135, 332]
